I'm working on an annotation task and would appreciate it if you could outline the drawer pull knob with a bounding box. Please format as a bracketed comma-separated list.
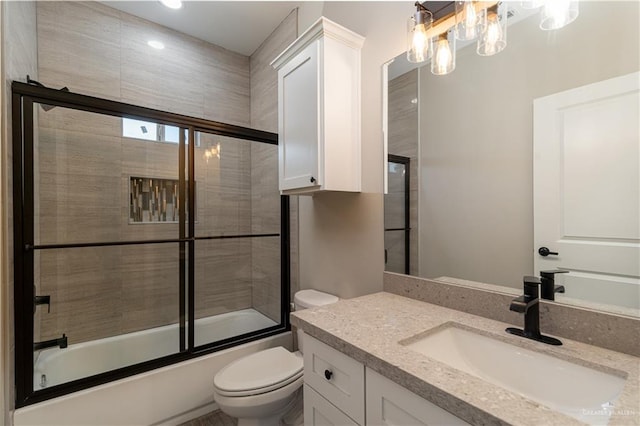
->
[324, 369, 333, 380]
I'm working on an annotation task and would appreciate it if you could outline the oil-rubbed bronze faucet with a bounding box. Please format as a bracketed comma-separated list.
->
[540, 269, 569, 301]
[506, 276, 562, 346]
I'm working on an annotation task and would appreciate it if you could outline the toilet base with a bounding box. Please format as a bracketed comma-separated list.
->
[214, 377, 303, 426]
[235, 388, 301, 426]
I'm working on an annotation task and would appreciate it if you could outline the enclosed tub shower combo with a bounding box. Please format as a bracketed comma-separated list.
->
[12, 80, 291, 408]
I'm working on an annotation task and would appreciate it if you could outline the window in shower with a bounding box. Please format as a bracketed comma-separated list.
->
[12, 81, 290, 407]
[122, 118, 201, 145]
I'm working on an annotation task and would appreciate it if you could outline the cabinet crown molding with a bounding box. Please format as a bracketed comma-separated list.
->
[271, 17, 365, 70]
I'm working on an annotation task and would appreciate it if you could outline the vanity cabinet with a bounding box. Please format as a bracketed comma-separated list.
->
[303, 333, 365, 424]
[366, 368, 471, 426]
[271, 17, 364, 195]
[302, 334, 470, 426]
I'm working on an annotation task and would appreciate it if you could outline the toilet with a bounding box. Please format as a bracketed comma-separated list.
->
[213, 289, 339, 426]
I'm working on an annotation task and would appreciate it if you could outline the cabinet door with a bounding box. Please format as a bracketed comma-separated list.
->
[304, 384, 360, 426]
[303, 334, 365, 424]
[278, 40, 321, 191]
[366, 368, 471, 426]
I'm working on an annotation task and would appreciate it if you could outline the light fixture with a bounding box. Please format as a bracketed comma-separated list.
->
[477, 3, 507, 57]
[406, 1, 580, 75]
[159, 0, 182, 10]
[455, 1, 481, 41]
[204, 143, 221, 162]
[540, 0, 579, 30]
[147, 40, 165, 50]
[407, 2, 433, 63]
[431, 28, 456, 76]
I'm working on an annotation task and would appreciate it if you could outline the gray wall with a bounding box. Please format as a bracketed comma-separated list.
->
[418, 1, 639, 289]
[1, 1, 38, 420]
[296, 2, 411, 299]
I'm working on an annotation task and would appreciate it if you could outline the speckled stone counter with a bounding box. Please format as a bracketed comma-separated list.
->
[291, 292, 640, 426]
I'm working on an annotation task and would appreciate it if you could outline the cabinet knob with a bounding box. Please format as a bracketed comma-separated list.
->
[310, 176, 316, 183]
[324, 369, 333, 380]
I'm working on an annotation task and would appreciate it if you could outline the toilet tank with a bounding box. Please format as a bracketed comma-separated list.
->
[293, 289, 339, 353]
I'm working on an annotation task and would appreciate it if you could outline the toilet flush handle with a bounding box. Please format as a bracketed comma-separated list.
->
[324, 369, 333, 380]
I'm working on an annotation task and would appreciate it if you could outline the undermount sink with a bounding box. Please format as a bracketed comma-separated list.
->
[401, 324, 626, 425]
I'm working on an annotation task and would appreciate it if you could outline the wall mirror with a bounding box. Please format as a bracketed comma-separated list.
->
[383, 1, 639, 317]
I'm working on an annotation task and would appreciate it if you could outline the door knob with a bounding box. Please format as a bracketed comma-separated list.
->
[324, 369, 333, 380]
[310, 176, 316, 183]
[538, 247, 558, 257]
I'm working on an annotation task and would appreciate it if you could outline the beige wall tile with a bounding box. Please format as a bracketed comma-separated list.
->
[37, 2, 121, 99]
[31, 1, 295, 350]
[249, 10, 297, 315]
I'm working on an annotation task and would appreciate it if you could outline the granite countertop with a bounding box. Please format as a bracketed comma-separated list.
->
[291, 292, 640, 426]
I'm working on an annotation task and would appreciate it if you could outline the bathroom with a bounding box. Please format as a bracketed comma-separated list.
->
[1, 1, 638, 425]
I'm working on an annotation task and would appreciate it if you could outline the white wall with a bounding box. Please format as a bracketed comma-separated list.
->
[295, 2, 410, 298]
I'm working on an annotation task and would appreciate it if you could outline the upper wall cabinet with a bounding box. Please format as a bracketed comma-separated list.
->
[271, 17, 365, 195]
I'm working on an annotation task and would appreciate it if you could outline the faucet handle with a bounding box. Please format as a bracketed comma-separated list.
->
[523, 276, 541, 286]
[523, 276, 541, 298]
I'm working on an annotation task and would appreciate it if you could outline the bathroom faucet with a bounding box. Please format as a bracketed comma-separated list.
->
[34, 334, 67, 351]
[540, 270, 569, 301]
[506, 276, 562, 346]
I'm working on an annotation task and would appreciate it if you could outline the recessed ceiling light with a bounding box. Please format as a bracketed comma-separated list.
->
[159, 0, 182, 10]
[147, 40, 165, 50]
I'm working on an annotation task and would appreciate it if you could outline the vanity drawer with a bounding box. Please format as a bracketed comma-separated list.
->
[303, 334, 365, 424]
[304, 384, 359, 426]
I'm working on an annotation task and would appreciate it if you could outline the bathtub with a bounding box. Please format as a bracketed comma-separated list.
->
[35, 308, 278, 389]
[15, 312, 291, 426]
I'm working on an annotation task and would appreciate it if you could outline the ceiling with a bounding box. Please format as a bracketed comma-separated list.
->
[102, 1, 300, 56]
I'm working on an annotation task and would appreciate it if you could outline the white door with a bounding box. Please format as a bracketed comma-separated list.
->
[533, 72, 640, 311]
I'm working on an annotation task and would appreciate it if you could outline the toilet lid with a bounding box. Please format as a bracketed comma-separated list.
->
[214, 347, 303, 395]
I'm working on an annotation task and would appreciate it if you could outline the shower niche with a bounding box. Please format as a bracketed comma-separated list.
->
[129, 177, 192, 223]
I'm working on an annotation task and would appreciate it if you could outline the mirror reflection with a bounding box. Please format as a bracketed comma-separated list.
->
[384, 1, 639, 316]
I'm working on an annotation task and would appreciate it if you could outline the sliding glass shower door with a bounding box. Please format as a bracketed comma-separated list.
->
[13, 82, 289, 407]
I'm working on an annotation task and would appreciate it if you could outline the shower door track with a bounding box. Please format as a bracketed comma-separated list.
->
[11, 81, 291, 408]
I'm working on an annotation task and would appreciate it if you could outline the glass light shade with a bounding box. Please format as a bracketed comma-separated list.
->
[521, 0, 543, 9]
[431, 29, 456, 76]
[455, 1, 481, 41]
[477, 3, 508, 56]
[407, 9, 433, 63]
[540, 0, 579, 30]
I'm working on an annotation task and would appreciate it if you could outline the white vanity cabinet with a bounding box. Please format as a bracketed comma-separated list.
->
[303, 333, 365, 425]
[366, 368, 472, 426]
[302, 334, 471, 426]
[271, 17, 364, 195]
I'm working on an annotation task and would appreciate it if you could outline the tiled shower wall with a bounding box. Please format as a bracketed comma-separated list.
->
[35, 1, 295, 343]
[386, 69, 419, 275]
[250, 11, 298, 322]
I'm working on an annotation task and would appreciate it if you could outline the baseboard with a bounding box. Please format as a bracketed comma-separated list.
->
[152, 402, 219, 426]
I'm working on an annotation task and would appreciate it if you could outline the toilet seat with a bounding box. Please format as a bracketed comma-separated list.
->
[214, 347, 303, 397]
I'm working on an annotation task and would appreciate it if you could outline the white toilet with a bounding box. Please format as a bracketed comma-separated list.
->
[213, 289, 339, 426]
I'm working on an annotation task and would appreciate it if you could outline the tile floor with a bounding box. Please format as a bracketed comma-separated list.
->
[178, 410, 237, 426]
